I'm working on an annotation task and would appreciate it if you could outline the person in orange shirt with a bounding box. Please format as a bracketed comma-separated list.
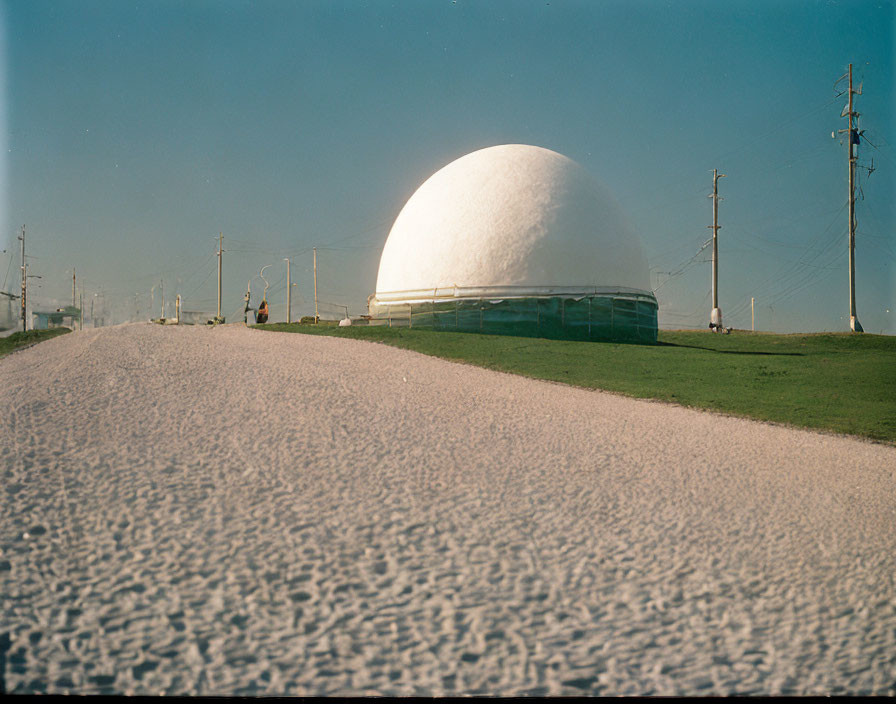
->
[256, 299, 269, 324]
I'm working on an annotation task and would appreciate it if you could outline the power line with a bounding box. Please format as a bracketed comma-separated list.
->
[183, 257, 219, 301]
[652, 238, 712, 293]
[647, 232, 709, 268]
[712, 95, 842, 165]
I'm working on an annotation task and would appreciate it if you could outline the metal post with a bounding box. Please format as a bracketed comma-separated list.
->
[19, 225, 25, 330]
[313, 248, 318, 323]
[72, 268, 76, 307]
[175, 295, 181, 324]
[846, 64, 862, 332]
[751, 297, 755, 332]
[709, 169, 726, 329]
[217, 232, 223, 321]
[712, 171, 718, 311]
[284, 258, 291, 324]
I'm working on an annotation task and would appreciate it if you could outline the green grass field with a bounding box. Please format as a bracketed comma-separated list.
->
[258, 322, 896, 443]
[0, 328, 71, 359]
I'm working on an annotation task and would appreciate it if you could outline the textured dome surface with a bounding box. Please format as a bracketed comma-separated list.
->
[375, 144, 650, 298]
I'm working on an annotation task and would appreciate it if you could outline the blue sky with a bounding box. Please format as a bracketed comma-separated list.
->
[2, 0, 893, 332]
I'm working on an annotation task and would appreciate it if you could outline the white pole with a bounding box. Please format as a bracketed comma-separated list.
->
[313, 248, 318, 323]
[284, 257, 291, 323]
[751, 297, 755, 332]
[217, 232, 223, 321]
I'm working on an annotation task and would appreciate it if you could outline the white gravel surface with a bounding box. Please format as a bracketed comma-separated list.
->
[1, 323, 895, 696]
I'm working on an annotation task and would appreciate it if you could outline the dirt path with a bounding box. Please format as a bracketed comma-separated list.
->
[1, 323, 894, 695]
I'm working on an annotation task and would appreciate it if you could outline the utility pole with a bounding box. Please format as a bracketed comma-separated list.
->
[18, 225, 25, 330]
[217, 232, 223, 321]
[838, 63, 864, 332]
[709, 170, 726, 331]
[313, 247, 318, 323]
[284, 257, 291, 324]
[72, 268, 76, 307]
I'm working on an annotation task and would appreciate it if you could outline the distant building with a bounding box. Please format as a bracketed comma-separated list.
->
[368, 144, 657, 342]
[1, 291, 18, 331]
[32, 306, 80, 330]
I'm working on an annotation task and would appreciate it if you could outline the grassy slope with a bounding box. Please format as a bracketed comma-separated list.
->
[0, 328, 71, 359]
[258, 323, 896, 443]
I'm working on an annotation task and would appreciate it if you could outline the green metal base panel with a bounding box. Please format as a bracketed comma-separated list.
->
[370, 296, 658, 344]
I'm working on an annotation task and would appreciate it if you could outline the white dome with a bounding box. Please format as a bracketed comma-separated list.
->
[375, 144, 650, 301]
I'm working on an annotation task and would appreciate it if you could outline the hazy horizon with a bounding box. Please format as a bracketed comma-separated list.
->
[2, 0, 893, 333]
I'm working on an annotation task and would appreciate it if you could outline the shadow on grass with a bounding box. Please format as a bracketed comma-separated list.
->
[657, 342, 804, 356]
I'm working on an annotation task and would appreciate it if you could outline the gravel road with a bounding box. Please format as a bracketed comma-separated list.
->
[1, 323, 894, 695]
